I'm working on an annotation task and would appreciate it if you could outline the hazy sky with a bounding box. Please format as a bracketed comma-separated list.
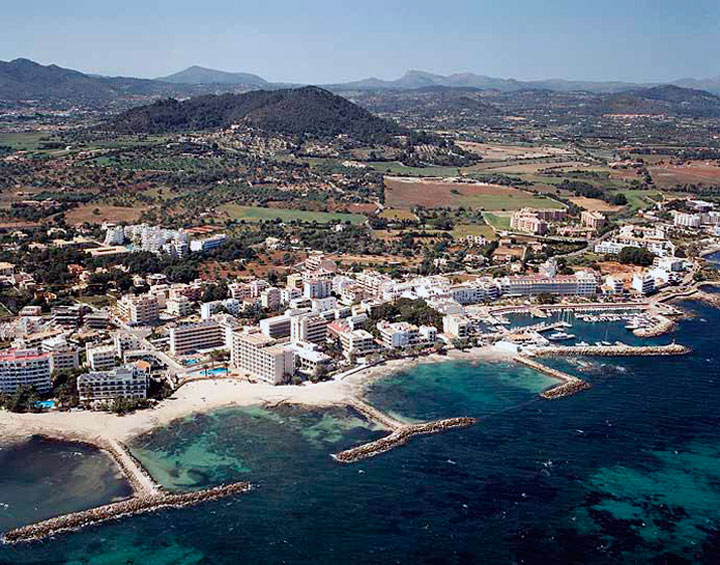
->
[3, 0, 719, 83]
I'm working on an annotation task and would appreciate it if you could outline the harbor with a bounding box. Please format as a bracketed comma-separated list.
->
[530, 343, 691, 358]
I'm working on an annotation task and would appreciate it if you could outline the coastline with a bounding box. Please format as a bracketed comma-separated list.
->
[0, 346, 516, 448]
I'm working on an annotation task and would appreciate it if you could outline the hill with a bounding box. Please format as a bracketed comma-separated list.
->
[110, 86, 408, 142]
[156, 65, 269, 87]
[601, 85, 720, 117]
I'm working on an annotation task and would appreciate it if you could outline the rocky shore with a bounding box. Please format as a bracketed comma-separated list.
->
[633, 316, 677, 338]
[332, 417, 477, 463]
[2, 482, 251, 544]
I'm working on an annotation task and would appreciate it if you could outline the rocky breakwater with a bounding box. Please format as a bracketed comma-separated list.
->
[2, 482, 251, 544]
[633, 316, 676, 338]
[531, 343, 690, 358]
[332, 417, 476, 464]
[515, 355, 591, 400]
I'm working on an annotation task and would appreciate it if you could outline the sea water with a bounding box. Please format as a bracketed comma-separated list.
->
[1, 299, 720, 563]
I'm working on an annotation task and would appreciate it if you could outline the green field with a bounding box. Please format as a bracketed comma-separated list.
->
[452, 223, 497, 239]
[0, 132, 51, 151]
[458, 192, 565, 211]
[221, 205, 366, 224]
[367, 161, 461, 177]
[483, 212, 512, 231]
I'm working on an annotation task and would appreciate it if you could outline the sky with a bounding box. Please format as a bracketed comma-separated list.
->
[3, 0, 719, 83]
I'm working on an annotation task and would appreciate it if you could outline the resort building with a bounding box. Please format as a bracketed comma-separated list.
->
[169, 321, 225, 356]
[443, 314, 471, 339]
[0, 349, 52, 394]
[77, 366, 149, 403]
[166, 296, 193, 317]
[303, 279, 332, 299]
[200, 298, 241, 319]
[510, 210, 548, 235]
[230, 331, 293, 385]
[290, 314, 329, 345]
[41, 336, 80, 373]
[632, 272, 656, 296]
[116, 294, 160, 325]
[377, 321, 420, 349]
[86, 344, 118, 371]
[260, 315, 292, 339]
[288, 341, 334, 377]
[499, 271, 597, 296]
[581, 210, 607, 231]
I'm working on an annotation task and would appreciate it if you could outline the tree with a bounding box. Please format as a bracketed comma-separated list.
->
[618, 246, 655, 267]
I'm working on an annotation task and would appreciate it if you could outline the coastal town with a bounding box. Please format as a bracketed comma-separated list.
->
[3, 49, 720, 554]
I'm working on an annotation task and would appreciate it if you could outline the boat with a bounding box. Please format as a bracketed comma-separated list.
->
[548, 331, 576, 341]
[576, 341, 590, 347]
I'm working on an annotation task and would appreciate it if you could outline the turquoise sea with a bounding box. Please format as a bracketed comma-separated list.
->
[1, 298, 720, 563]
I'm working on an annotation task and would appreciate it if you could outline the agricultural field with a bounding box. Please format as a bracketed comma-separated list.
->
[483, 212, 512, 232]
[648, 162, 720, 189]
[219, 204, 366, 224]
[384, 177, 565, 211]
[378, 208, 418, 221]
[456, 142, 573, 161]
[66, 204, 150, 224]
[568, 197, 623, 213]
[452, 223, 496, 240]
[367, 161, 461, 177]
[0, 132, 49, 151]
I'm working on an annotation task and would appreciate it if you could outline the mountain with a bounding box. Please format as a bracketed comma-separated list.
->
[326, 70, 643, 94]
[157, 66, 269, 87]
[110, 86, 407, 142]
[600, 85, 720, 117]
[0, 58, 182, 104]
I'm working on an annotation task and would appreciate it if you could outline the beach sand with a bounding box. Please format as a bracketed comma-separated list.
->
[0, 346, 514, 446]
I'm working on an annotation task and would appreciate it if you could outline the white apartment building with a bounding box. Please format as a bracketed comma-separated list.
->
[86, 344, 117, 371]
[260, 315, 292, 339]
[77, 366, 149, 403]
[0, 349, 52, 394]
[499, 271, 597, 296]
[41, 336, 80, 373]
[169, 321, 225, 356]
[443, 314, 471, 339]
[114, 333, 143, 357]
[288, 341, 334, 377]
[166, 296, 193, 317]
[261, 287, 281, 310]
[290, 314, 328, 345]
[231, 331, 293, 385]
[377, 321, 420, 349]
[200, 298, 241, 319]
[673, 212, 703, 228]
[632, 272, 656, 296]
[116, 294, 160, 325]
[303, 279, 332, 299]
[190, 233, 227, 252]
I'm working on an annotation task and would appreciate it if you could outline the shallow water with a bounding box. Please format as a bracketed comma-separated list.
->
[0, 437, 131, 532]
[1, 300, 720, 563]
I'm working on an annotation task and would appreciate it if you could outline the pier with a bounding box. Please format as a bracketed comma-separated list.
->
[332, 417, 476, 463]
[515, 355, 591, 399]
[530, 343, 691, 358]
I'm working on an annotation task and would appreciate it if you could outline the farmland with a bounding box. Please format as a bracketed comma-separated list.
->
[483, 212, 512, 231]
[568, 197, 623, 212]
[648, 162, 720, 189]
[456, 142, 573, 161]
[384, 177, 565, 211]
[219, 204, 366, 224]
[452, 223, 496, 240]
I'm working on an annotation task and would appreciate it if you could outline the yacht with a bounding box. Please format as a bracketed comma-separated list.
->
[548, 331, 576, 341]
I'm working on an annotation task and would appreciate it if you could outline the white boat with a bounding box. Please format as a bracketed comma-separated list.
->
[548, 331, 576, 341]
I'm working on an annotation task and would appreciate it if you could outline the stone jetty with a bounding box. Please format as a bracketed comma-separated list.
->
[346, 397, 405, 430]
[332, 417, 476, 464]
[633, 316, 676, 338]
[531, 343, 690, 358]
[515, 355, 591, 400]
[2, 482, 251, 545]
[2, 435, 251, 545]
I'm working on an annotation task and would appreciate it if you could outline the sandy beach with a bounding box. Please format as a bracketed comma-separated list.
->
[0, 346, 514, 446]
